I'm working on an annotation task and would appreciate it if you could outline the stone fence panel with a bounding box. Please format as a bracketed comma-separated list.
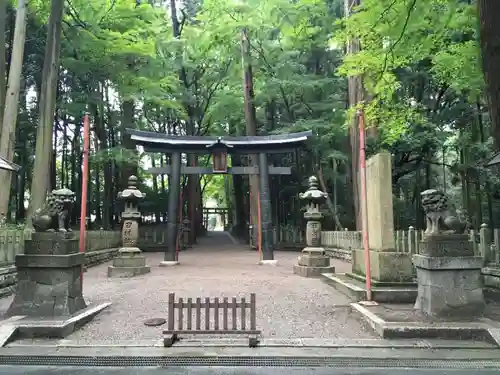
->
[0, 229, 121, 297]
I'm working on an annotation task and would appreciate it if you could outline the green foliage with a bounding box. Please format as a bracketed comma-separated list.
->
[16, 0, 498, 230]
[335, 0, 483, 141]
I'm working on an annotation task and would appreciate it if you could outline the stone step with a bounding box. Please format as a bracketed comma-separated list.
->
[321, 273, 365, 301]
[321, 273, 417, 303]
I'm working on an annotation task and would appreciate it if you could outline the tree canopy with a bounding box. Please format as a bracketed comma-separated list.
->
[0, 0, 498, 233]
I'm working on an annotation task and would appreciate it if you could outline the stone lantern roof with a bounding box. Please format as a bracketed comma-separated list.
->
[118, 176, 146, 201]
[299, 176, 328, 204]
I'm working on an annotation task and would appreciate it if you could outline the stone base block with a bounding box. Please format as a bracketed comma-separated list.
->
[107, 266, 150, 278]
[12, 303, 111, 341]
[112, 255, 147, 268]
[352, 249, 414, 282]
[413, 255, 485, 317]
[6, 253, 86, 318]
[159, 261, 180, 267]
[298, 253, 330, 267]
[258, 260, 278, 266]
[294, 264, 335, 278]
[351, 302, 500, 344]
[108, 247, 150, 278]
[25, 232, 79, 255]
[419, 234, 473, 257]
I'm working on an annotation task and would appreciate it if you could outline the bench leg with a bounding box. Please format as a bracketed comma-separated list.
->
[248, 336, 259, 348]
[163, 334, 178, 347]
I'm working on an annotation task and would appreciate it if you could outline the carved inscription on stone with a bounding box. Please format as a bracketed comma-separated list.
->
[306, 221, 322, 247]
[122, 220, 138, 247]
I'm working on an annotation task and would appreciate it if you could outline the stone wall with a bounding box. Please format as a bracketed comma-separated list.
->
[0, 229, 121, 298]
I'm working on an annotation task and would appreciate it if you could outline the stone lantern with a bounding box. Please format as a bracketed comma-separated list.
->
[293, 176, 335, 277]
[108, 176, 151, 277]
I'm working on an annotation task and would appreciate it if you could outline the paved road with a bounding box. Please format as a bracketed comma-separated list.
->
[1, 367, 499, 375]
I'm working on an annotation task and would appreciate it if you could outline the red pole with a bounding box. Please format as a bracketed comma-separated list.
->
[79, 113, 90, 288]
[257, 191, 262, 261]
[176, 190, 183, 261]
[358, 109, 372, 301]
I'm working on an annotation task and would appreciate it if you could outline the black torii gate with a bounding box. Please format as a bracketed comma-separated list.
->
[126, 129, 312, 263]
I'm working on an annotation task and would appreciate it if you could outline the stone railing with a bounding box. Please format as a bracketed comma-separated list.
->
[321, 225, 500, 290]
[0, 229, 121, 297]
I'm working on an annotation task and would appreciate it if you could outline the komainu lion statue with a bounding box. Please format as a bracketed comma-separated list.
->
[420, 189, 466, 235]
[31, 188, 76, 232]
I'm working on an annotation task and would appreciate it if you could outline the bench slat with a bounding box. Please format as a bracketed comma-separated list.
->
[250, 293, 256, 331]
[223, 297, 228, 330]
[204, 297, 210, 330]
[168, 293, 175, 331]
[214, 297, 219, 331]
[240, 297, 246, 331]
[178, 297, 183, 330]
[231, 297, 237, 330]
[187, 298, 192, 330]
[195, 298, 201, 330]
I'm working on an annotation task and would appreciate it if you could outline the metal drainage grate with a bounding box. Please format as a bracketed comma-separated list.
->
[0, 356, 499, 368]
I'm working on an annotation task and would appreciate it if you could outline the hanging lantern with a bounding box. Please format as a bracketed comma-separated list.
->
[212, 149, 228, 173]
[207, 137, 232, 173]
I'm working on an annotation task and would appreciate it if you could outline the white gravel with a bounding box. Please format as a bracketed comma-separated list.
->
[0, 233, 375, 345]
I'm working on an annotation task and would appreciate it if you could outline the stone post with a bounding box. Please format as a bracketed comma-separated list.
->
[414, 189, 485, 317]
[163, 151, 181, 264]
[351, 152, 413, 283]
[108, 176, 151, 277]
[293, 176, 335, 277]
[258, 152, 274, 261]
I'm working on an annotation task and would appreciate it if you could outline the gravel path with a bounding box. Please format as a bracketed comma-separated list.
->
[0, 232, 375, 344]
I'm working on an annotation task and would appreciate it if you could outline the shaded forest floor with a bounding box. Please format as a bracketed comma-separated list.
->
[0, 233, 377, 345]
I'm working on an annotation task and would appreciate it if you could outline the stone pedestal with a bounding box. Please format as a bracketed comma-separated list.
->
[6, 232, 87, 317]
[107, 247, 150, 277]
[293, 247, 334, 277]
[413, 234, 485, 317]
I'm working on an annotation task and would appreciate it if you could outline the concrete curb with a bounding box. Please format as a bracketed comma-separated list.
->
[351, 302, 500, 347]
[7, 337, 497, 349]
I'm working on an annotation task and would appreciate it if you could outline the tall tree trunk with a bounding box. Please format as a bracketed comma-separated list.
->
[26, 0, 64, 228]
[0, 0, 27, 217]
[241, 27, 259, 234]
[120, 100, 136, 189]
[478, 0, 500, 150]
[477, 100, 494, 227]
[0, 0, 7, 129]
[345, 0, 363, 230]
[51, 116, 58, 189]
[170, 0, 199, 241]
[104, 86, 115, 227]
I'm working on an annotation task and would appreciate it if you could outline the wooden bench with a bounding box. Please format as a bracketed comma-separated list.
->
[163, 293, 261, 347]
